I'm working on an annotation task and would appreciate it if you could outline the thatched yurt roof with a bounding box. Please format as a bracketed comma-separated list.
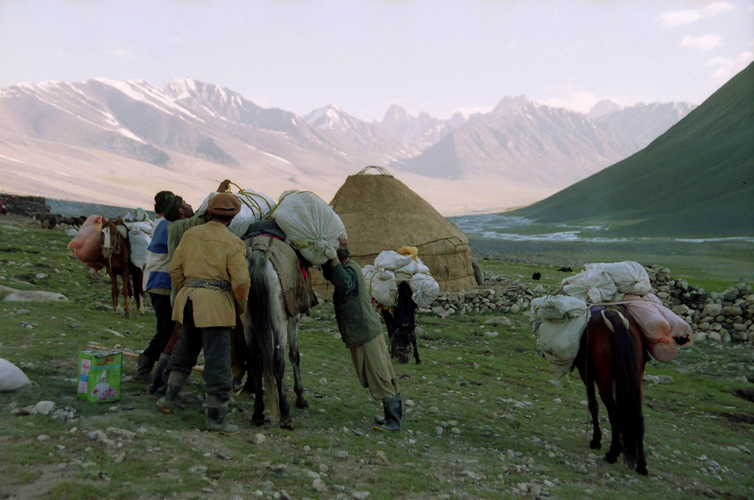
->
[323, 167, 476, 292]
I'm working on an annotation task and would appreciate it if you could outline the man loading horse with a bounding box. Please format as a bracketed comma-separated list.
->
[156, 194, 250, 435]
[134, 191, 194, 385]
[321, 240, 404, 432]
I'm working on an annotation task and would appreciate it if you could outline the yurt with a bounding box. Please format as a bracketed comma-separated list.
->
[316, 167, 476, 292]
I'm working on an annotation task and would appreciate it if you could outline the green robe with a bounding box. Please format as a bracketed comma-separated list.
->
[323, 260, 383, 349]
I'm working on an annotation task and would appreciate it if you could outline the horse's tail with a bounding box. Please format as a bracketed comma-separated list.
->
[248, 249, 280, 423]
[603, 309, 642, 469]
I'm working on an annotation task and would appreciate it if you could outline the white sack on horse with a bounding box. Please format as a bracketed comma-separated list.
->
[270, 190, 346, 266]
[0, 358, 32, 392]
[531, 296, 589, 376]
[374, 251, 415, 272]
[368, 268, 398, 307]
[199, 189, 275, 238]
[586, 261, 652, 296]
[562, 269, 618, 304]
[409, 273, 440, 308]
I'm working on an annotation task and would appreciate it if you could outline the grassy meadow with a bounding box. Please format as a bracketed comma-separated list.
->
[0, 216, 753, 500]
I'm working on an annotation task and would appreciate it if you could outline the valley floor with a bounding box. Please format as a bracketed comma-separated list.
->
[0, 219, 752, 499]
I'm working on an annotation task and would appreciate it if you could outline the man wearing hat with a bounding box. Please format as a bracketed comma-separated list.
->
[134, 191, 194, 385]
[157, 193, 250, 435]
[321, 239, 403, 432]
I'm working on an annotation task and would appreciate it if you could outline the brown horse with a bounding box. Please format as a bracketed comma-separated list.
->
[575, 306, 648, 475]
[97, 217, 144, 318]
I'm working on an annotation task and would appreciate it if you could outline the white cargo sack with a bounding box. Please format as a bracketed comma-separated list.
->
[0, 358, 32, 392]
[367, 268, 397, 307]
[124, 221, 153, 271]
[374, 251, 414, 272]
[409, 273, 440, 308]
[586, 261, 651, 296]
[271, 190, 346, 266]
[532, 296, 588, 377]
[562, 269, 618, 304]
[198, 189, 275, 238]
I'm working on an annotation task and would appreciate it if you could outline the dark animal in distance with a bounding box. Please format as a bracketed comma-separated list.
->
[575, 306, 648, 475]
[35, 213, 58, 229]
[532, 272, 542, 280]
[94, 217, 144, 318]
[382, 281, 420, 364]
[557, 267, 573, 272]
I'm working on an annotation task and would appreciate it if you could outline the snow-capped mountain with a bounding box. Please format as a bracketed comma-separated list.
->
[0, 77, 694, 215]
[587, 99, 623, 120]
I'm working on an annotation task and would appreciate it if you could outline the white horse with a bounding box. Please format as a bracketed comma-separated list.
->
[243, 246, 308, 430]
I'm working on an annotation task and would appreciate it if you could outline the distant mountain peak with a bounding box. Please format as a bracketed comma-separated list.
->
[490, 95, 529, 116]
[588, 99, 622, 120]
[304, 103, 352, 130]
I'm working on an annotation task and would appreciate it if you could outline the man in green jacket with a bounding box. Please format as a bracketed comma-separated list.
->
[321, 241, 402, 432]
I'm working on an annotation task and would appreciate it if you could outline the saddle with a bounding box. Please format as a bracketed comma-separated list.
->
[248, 236, 318, 318]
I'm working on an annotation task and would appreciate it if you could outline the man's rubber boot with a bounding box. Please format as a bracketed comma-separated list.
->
[133, 354, 155, 385]
[373, 394, 402, 432]
[148, 353, 170, 395]
[156, 371, 188, 414]
[206, 394, 239, 435]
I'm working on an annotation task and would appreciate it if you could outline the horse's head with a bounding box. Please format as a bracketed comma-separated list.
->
[100, 217, 123, 260]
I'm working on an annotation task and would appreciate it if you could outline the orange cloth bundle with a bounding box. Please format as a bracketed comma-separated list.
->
[68, 215, 103, 266]
[625, 298, 693, 362]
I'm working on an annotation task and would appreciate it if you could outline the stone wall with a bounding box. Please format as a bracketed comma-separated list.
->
[423, 264, 753, 344]
[0, 194, 50, 218]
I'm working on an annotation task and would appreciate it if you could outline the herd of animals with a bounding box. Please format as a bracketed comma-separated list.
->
[12, 208, 661, 476]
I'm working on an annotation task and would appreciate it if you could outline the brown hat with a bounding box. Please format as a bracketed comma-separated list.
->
[208, 193, 241, 216]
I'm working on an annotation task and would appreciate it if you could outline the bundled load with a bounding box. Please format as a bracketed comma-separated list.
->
[532, 261, 692, 374]
[68, 215, 104, 268]
[123, 210, 154, 270]
[364, 247, 439, 308]
[270, 190, 346, 266]
[198, 187, 275, 238]
[531, 296, 588, 376]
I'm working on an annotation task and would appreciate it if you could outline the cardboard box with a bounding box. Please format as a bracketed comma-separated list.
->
[77, 350, 122, 403]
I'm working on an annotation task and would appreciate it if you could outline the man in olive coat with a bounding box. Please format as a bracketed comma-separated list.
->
[157, 193, 250, 435]
[321, 241, 402, 432]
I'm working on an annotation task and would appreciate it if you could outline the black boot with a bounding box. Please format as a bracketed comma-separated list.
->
[134, 354, 155, 384]
[156, 371, 188, 414]
[148, 353, 170, 395]
[206, 394, 239, 435]
[373, 394, 402, 432]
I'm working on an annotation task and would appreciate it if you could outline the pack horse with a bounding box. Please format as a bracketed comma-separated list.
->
[99, 217, 145, 318]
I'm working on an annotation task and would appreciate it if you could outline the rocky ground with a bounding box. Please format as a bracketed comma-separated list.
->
[0, 218, 752, 500]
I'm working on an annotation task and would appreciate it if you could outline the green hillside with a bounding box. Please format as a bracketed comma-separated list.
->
[512, 62, 754, 237]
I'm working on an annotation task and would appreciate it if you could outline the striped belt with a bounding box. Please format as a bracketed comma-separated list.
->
[184, 277, 231, 292]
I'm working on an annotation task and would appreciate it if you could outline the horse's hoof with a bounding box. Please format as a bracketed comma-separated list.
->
[399, 358, 409, 364]
[604, 452, 619, 464]
[636, 465, 648, 476]
[296, 398, 309, 409]
[124, 312, 132, 319]
[415, 359, 422, 365]
[251, 413, 265, 426]
[280, 416, 294, 430]
[590, 439, 601, 450]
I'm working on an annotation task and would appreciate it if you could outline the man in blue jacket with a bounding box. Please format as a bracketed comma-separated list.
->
[134, 191, 193, 384]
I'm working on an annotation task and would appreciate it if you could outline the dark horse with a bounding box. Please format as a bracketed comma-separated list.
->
[97, 217, 144, 318]
[381, 281, 420, 364]
[575, 306, 648, 475]
[243, 243, 308, 430]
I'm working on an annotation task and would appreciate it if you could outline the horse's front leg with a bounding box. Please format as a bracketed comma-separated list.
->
[412, 332, 421, 365]
[274, 344, 292, 430]
[121, 269, 131, 319]
[134, 269, 145, 316]
[287, 315, 308, 409]
[578, 367, 601, 450]
[109, 271, 120, 315]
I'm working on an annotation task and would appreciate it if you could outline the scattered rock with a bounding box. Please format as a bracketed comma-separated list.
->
[451, 427, 461, 435]
[312, 478, 327, 492]
[32, 401, 55, 415]
[189, 465, 208, 475]
[352, 492, 370, 500]
[335, 450, 349, 460]
[252, 433, 266, 444]
[318, 377, 328, 386]
[374, 451, 390, 465]
[217, 451, 232, 460]
[36, 434, 50, 441]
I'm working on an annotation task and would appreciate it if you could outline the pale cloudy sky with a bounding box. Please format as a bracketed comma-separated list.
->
[0, 0, 752, 120]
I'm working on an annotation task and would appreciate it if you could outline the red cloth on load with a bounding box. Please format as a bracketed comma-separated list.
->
[68, 215, 103, 265]
[625, 299, 693, 362]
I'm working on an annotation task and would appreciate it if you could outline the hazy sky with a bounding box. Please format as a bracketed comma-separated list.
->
[1, 0, 752, 120]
